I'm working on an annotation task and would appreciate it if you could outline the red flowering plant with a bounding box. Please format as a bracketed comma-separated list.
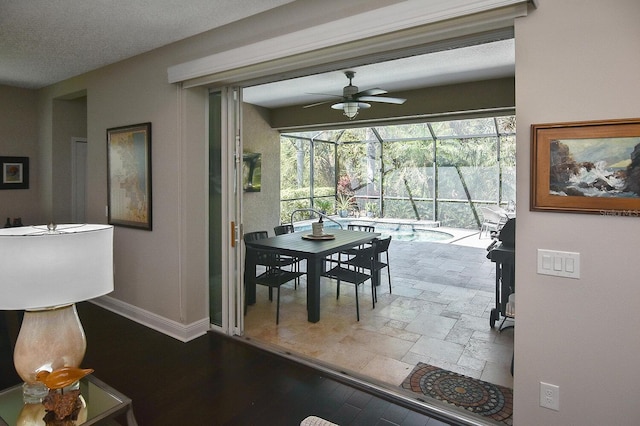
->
[337, 175, 354, 197]
[336, 175, 355, 215]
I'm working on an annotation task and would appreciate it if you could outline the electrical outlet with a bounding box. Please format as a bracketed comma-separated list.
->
[540, 382, 559, 411]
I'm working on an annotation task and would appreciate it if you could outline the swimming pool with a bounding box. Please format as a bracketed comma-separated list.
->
[294, 220, 454, 242]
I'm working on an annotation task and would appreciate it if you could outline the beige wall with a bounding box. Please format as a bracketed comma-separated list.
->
[270, 77, 515, 130]
[86, 52, 204, 324]
[16, 49, 209, 327]
[0, 85, 40, 225]
[52, 96, 87, 223]
[514, 0, 640, 424]
[242, 103, 282, 235]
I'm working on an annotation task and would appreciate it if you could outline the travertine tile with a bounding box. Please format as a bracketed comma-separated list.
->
[244, 237, 514, 393]
[444, 324, 474, 345]
[360, 355, 414, 386]
[481, 360, 514, 388]
[427, 358, 483, 380]
[457, 353, 487, 371]
[462, 338, 513, 365]
[404, 311, 457, 339]
[339, 329, 414, 360]
[409, 336, 465, 362]
[377, 324, 421, 342]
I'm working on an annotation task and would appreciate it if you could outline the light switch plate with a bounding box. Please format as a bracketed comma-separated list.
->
[537, 249, 580, 279]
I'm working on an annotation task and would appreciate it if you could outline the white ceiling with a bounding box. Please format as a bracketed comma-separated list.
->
[243, 38, 515, 109]
[0, 0, 296, 89]
[0, 0, 515, 108]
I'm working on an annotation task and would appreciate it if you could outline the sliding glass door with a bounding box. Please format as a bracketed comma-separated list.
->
[208, 87, 244, 334]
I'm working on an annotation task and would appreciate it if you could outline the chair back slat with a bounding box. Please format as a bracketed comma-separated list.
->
[348, 224, 375, 233]
[374, 236, 391, 253]
[244, 231, 268, 242]
[274, 224, 294, 235]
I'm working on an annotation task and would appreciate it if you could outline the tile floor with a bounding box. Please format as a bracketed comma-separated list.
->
[244, 229, 514, 396]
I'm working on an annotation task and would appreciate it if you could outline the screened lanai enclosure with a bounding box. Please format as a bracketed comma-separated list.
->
[280, 115, 516, 229]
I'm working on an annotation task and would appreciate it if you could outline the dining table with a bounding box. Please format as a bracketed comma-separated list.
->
[244, 228, 381, 323]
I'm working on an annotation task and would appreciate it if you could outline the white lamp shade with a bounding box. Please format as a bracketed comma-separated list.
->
[0, 224, 114, 310]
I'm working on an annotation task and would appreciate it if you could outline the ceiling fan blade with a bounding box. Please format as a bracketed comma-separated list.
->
[356, 88, 387, 97]
[303, 99, 335, 108]
[303, 93, 345, 108]
[306, 92, 344, 98]
[358, 96, 406, 105]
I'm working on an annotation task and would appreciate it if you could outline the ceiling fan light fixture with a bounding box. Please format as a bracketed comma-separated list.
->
[343, 102, 359, 119]
[303, 70, 404, 118]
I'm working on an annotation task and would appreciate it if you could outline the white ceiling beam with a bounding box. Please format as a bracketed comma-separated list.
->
[168, 0, 533, 86]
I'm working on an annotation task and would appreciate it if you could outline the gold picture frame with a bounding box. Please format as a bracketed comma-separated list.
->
[531, 118, 640, 215]
[107, 123, 152, 230]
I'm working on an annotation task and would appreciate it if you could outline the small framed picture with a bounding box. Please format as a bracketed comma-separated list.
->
[0, 157, 29, 190]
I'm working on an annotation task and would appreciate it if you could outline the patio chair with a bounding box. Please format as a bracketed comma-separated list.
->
[338, 224, 376, 260]
[479, 206, 508, 239]
[253, 247, 305, 325]
[322, 242, 377, 321]
[347, 224, 375, 232]
[345, 236, 392, 296]
[273, 224, 303, 287]
[244, 231, 300, 287]
[273, 224, 294, 235]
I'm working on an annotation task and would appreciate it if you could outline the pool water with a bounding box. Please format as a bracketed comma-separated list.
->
[378, 228, 453, 242]
[295, 220, 454, 242]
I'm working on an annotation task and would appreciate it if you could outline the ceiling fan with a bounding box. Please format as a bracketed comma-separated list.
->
[303, 71, 406, 120]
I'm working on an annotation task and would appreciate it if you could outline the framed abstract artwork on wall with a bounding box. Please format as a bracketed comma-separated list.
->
[107, 123, 152, 230]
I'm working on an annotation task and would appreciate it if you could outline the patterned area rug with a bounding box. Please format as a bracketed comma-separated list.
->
[401, 362, 513, 425]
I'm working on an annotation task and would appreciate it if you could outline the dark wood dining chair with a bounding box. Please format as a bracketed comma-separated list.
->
[322, 242, 377, 321]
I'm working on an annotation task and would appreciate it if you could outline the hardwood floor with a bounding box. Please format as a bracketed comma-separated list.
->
[1, 303, 457, 426]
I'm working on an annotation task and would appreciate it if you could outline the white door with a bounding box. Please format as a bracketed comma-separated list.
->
[71, 138, 87, 223]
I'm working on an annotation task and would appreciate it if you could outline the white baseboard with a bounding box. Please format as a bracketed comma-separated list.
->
[90, 296, 210, 343]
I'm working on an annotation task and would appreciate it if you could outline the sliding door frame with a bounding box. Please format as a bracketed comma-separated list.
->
[209, 86, 244, 335]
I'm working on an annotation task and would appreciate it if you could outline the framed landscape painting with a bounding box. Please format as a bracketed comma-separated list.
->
[531, 118, 640, 215]
[107, 123, 152, 230]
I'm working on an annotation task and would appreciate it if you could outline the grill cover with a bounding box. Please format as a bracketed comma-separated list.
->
[498, 218, 515, 248]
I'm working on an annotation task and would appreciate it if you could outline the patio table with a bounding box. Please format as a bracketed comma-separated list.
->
[244, 229, 380, 322]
